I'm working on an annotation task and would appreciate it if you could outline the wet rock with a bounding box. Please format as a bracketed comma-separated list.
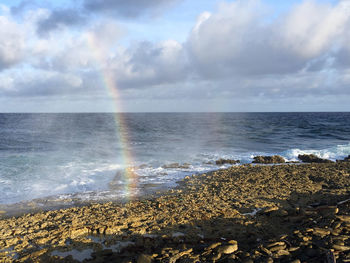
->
[215, 159, 240, 165]
[162, 163, 190, 169]
[298, 154, 333, 163]
[252, 155, 285, 164]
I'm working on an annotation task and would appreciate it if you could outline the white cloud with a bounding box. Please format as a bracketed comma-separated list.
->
[1, 0, 350, 112]
[0, 15, 25, 70]
[281, 0, 350, 58]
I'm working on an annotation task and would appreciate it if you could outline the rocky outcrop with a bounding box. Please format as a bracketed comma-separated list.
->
[298, 154, 333, 163]
[215, 159, 240, 165]
[252, 155, 285, 164]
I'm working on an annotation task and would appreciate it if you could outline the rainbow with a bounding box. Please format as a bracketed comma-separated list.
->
[87, 34, 138, 199]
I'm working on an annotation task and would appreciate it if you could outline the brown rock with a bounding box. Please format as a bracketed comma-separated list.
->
[217, 243, 238, 254]
[313, 227, 331, 237]
[298, 154, 333, 163]
[332, 244, 350, 251]
[215, 159, 240, 165]
[252, 155, 285, 164]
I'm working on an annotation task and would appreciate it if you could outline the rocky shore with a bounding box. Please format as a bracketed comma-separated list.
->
[2, 161, 350, 262]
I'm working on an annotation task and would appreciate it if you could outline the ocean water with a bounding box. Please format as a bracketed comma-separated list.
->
[0, 112, 350, 206]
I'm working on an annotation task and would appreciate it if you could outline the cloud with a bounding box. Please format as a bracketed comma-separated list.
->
[36, 8, 87, 36]
[10, 0, 37, 15]
[0, 16, 25, 70]
[111, 40, 189, 89]
[0, 69, 84, 97]
[83, 0, 180, 18]
[1, 0, 350, 112]
[187, 0, 350, 78]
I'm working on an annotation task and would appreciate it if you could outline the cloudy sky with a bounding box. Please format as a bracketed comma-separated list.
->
[0, 0, 349, 112]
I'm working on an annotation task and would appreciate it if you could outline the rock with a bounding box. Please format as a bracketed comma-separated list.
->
[215, 159, 240, 165]
[288, 247, 300, 252]
[297, 154, 333, 163]
[274, 250, 290, 257]
[137, 254, 153, 263]
[217, 243, 238, 254]
[252, 155, 285, 164]
[312, 227, 331, 237]
[169, 249, 193, 263]
[259, 206, 279, 215]
[210, 253, 221, 261]
[162, 163, 190, 169]
[267, 242, 285, 248]
[269, 245, 287, 252]
[206, 242, 222, 250]
[332, 244, 350, 251]
[336, 215, 350, 222]
[70, 227, 89, 238]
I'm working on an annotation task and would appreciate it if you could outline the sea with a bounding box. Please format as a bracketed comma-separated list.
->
[0, 112, 350, 209]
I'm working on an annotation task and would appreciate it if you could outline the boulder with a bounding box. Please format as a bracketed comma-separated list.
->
[297, 154, 333, 163]
[252, 155, 285, 164]
[215, 159, 240, 165]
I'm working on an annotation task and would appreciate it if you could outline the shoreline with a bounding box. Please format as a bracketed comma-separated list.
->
[1, 162, 350, 262]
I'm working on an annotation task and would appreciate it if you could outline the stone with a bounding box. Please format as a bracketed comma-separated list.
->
[161, 163, 190, 169]
[70, 227, 89, 238]
[252, 155, 285, 164]
[269, 245, 287, 252]
[217, 243, 238, 254]
[313, 227, 331, 237]
[206, 242, 222, 250]
[297, 154, 333, 163]
[210, 253, 221, 261]
[332, 245, 350, 251]
[215, 159, 240, 165]
[337, 215, 350, 222]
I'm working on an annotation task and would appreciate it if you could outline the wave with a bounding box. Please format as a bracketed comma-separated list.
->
[1, 142, 350, 207]
[281, 143, 350, 162]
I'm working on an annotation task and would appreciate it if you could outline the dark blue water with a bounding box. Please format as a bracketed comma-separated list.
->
[0, 112, 349, 205]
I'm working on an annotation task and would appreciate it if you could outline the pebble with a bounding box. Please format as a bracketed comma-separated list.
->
[217, 244, 238, 254]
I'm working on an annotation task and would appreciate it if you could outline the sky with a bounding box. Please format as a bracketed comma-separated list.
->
[0, 0, 349, 112]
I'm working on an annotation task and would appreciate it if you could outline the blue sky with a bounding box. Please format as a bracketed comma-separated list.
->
[0, 0, 349, 112]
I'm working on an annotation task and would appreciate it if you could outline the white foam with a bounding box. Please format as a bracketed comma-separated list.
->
[282, 143, 350, 162]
